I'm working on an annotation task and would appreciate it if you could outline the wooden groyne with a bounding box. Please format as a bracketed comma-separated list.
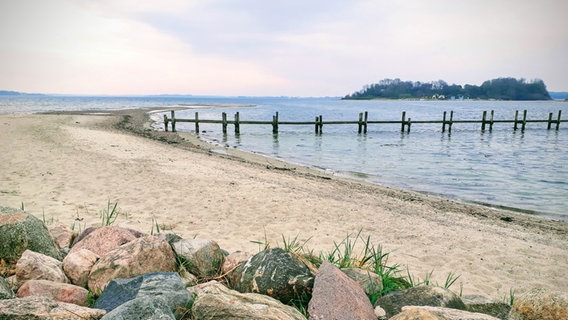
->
[163, 110, 565, 134]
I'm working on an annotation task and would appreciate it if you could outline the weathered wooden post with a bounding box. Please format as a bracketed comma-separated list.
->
[407, 118, 412, 133]
[448, 111, 454, 133]
[363, 111, 368, 134]
[195, 112, 199, 133]
[358, 112, 363, 134]
[401, 111, 406, 132]
[163, 114, 169, 132]
[521, 110, 527, 131]
[547, 112, 554, 130]
[272, 112, 279, 134]
[489, 110, 494, 132]
[318, 115, 323, 134]
[514, 110, 519, 131]
[234, 112, 240, 134]
[556, 110, 562, 130]
[481, 111, 487, 131]
[222, 112, 227, 135]
[171, 110, 176, 132]
[442, 111, 447, 133]
[315, 116, 319, 134]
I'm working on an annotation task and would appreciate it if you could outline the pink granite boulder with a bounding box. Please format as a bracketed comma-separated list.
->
[15, 250, 69, 284]
[69, 226, 145, 257]
[17, 279, 89, 306]
[63, 248, 100, 287]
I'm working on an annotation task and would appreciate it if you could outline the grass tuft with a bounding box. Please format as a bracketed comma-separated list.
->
[100, 200, 119, 226]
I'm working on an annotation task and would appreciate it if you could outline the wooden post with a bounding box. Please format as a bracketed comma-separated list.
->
[235, 112, 240, 134]
[315, 116, 319, 134]
[170, 110, 176, 132]
[547, 112, 553, 130]
[407, 118, 412, 133]
[318, 115, 323, 134]
[222, 112, 227, 135]
[363, 111, 368, 134]
[514, 110, 519, 130]
[195, 112, 199, 133]
[442, 111, 447, 133]
[481, 111, 487, 131]
[401, 111, 406, 132]
[557, 110, 562, 130]
[272, 112, 279, 134]
[358, 112, 363, 134]
[521, 110, 527, 131]
[163, 114, 169, 132]
[449, 111, 454, 133]
[489, 110, 494, 132]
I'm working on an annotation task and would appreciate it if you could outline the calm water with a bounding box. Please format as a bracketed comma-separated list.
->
[2, 96, 567, 220]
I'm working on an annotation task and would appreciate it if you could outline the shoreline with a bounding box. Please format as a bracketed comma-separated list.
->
[1, 109, 566, 300]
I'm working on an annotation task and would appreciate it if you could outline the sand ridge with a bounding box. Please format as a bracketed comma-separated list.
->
[0, 111, 566, 300]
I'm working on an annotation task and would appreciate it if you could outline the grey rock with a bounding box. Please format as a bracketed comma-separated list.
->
[95, 272, 190, 313]
[341, 267, 383, 296]
[172, 238, 224, 277]
[375, 285, 466, 318]
[0, 276, 15, 299]
[463, 294, 511, 319]
[0, 295, 106, 319]
[308, 261, 376, 320]
[101, 296, 177, 320]
[0, 207, 62, 262]
[390, 306, 500, 320]
[192, 282, 305, 320]
[231, 247, 314, 304]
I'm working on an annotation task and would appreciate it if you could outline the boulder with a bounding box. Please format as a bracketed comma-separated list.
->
[0, 276, 15, 299]
[171, 238, 224, 277]
[15, 250, 69, 284]
[16, 279, 89, 306]
[0, 207, 62, 262]
[508, 289, 568, 320]
[375, 285, 466, 318]
[308, 261, 376, 320]
[94, 272, 190, 313]
[69, 226, 145, 256]
[222, 250, 252, 274]
[88, 235, 177, 293]
[63, 248, 100, 287]
[48, 223, 75, 251]
[0, 296, 105, 319]
[101, 296, 177, 320]
[341, 267, 383, 296]
[192, 281, 306, 320]
[462, 294, 511, 319]
[390, 306, 500, 320]
[231, 247, 314, 304]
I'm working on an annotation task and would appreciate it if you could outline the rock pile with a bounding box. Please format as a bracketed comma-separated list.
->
[0, 206, 564, 319]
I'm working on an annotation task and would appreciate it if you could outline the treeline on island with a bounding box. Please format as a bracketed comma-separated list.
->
[343, 77, 551, 100]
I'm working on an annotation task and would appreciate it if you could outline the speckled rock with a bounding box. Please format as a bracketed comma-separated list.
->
[171, 238, 224, 277]
[17, 279, 89, 306]
[15, 250, 69, 284]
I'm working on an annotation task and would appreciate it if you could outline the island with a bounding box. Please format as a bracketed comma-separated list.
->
[343, 77, 551, 101]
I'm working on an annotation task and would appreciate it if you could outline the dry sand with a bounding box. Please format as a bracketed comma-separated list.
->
[1, 110, 566, 300]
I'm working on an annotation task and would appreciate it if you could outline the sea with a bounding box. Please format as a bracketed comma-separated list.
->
[2, 95, 567, 221]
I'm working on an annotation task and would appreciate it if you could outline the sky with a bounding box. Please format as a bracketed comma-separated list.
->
[1, 0, 567, 96]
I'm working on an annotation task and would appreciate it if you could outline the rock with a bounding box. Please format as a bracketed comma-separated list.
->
[63, 248, 100, 287]
[231, 247, 314, 304]
[463, 294, 511, 319]
[222, 250, 252, 274]
[172, 238, 224, 277]
[508, 289, 568, 320]
[94, 272, 190, 313]
[69, 226, 146, 257]
[375, 305, 387, 319]
[375, 285, 466, 318]
[88, 235, 177, 293]
[0, 276, 15, 299]
[0, 207, 62, 262]
[15, 250, 69, 284]
[192, 282, 306, 320]
[341, 267, 383, 296]
[308, 261, 376, 320]
[0, 296, 105, 319]
[101, 296, 177, 320]
[48, 223, 75, 251]
[16, 279, 89, 306]
[390, 306, 500, 319]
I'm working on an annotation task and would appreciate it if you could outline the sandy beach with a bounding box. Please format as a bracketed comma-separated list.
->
[1, 110, 566, 300]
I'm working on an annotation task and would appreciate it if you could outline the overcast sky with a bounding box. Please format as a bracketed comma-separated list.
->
[1, 0, 566, 96]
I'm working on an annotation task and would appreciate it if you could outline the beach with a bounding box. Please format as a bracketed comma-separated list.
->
[1, 110, 566, 300]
